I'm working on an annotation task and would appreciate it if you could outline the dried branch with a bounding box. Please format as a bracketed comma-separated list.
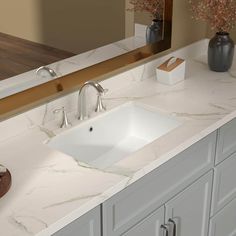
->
[189, 0, 236, 32]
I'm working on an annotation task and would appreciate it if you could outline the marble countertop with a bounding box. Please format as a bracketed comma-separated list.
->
[1, 41, 236, 236]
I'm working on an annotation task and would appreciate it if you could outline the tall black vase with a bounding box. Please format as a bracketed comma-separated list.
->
[146, 19, 163, 44]
[208, 32, 235, 72]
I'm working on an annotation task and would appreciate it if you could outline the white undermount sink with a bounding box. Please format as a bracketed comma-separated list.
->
[47, 103, 181, 169]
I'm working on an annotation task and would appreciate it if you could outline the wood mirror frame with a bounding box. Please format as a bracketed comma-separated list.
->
[0, 0, 173, 121]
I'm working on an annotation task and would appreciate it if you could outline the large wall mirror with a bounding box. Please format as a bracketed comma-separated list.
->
[0, 0, 173, 120]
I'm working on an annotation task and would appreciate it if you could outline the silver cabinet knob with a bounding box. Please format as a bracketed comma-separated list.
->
[53, 107, 72, 129]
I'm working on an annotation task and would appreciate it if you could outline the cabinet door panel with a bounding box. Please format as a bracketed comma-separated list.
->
[209, 197, 236, 236]
[165, 171, 213, 236]
[216, 118, 236, 164]
[53, 206, 101, 236]
[122, 206, 164, 236]
[211, 152, 236, 216]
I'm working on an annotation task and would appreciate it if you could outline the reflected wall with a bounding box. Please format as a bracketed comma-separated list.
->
[0, 0, 126, 54]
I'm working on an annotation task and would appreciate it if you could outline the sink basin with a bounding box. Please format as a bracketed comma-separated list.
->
[47, 103, 181, 169]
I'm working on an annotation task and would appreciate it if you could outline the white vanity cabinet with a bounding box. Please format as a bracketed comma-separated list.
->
[102, 132, 216, 236]
[52, 206, 101, 236]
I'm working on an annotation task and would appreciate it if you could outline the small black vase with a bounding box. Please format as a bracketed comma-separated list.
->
[146, 19, 163, 44]
[208, 32, 235, 72]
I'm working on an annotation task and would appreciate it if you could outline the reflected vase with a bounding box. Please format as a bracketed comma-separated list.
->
[208, 32, 235, 72]
[146, 19, 163, 44]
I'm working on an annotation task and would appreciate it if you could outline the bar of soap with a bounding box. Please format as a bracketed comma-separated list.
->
[0, 165, 7, 175]
[156, 57, 186, 85]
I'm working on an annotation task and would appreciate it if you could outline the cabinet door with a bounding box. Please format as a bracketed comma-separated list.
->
[211, 152, 236, 216]
[122, 206, 164, 236]
[215, 118, 236, 164]
[52, 206, 101, 236]
[165, 171, 213, 236]
[209, 197, 236, 236]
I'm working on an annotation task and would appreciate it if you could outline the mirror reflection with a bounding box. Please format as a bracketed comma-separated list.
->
[0, 0, 165, 81]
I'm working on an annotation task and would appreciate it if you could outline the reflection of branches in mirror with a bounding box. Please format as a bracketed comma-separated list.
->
[128, 0, 164, 20]
[128, 0, 165, 44]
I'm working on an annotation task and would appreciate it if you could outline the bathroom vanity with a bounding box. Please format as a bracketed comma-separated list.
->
[0, 40, 236, 236]
[53, 119, 236, 236]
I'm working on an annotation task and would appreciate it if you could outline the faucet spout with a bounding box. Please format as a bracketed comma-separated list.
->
[36, 66, 57, 78]
[80, 81, 105, 94]
[78, 81, 106, 120]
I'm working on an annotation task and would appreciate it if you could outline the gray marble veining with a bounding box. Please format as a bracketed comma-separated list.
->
[2, 39, 236, 236]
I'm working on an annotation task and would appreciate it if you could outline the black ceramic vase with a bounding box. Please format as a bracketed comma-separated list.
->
[146, 19, 163, 44]
[208, 32, 235, 72]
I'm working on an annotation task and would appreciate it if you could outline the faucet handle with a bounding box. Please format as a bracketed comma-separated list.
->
[95, 87, 108, 96]
[53, 107, 72, 129]
[95, 94, 106, 112]
[95, 88, 108, 112]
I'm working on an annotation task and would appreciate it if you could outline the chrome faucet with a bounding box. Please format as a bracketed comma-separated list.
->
[78, 81, 106, 120]
[36, 66, 57, 78]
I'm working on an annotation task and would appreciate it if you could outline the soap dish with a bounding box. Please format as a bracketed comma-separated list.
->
[0, 168, 12, 198]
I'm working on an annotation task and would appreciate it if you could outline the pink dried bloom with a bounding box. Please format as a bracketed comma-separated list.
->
[129, 0, 164, 20]
[189, 0, 236, 32]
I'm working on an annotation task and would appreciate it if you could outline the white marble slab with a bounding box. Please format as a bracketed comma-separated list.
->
[2, 39, 236, 236]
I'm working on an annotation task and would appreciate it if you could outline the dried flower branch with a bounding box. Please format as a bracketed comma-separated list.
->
[129, 0, 164, 20]
[189, 0, 236, 32]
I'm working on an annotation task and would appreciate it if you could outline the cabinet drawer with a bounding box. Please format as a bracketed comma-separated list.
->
[211, 152, 236, 216]
[216, 118, 236, 164]
[209, 197, 236, 236]
[53, 206, 101, 236]
[103, 132, 216, 236]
